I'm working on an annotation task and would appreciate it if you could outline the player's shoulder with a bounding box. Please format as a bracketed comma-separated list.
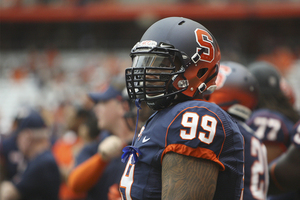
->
[249, 108, 294, 127]
[169, 100, 226, 114]
[236, 119, 260, 141]
[161, 100, 239, 133]
[251, 109, 286, 120]
[168, 100, 234, 122]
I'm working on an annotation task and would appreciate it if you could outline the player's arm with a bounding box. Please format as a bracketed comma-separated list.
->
[0, 181, 21, 200]
[268, 144, 300, 195]
[162, 152, 219, 200]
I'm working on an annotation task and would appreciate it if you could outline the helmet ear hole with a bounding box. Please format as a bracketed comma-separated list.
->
[197, 68, 208, 79]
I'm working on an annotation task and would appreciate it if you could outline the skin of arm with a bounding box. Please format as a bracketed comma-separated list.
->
[268, 144, 300, 195]
[162, 152, 219, 200]
[0, 181, 21, 200]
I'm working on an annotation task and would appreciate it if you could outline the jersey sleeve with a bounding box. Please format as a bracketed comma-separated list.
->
[161, 105, 230, 170]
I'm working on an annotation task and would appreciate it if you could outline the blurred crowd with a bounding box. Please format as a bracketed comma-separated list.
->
[0, 44, 299, 135]
[0, 48, 131, 134]
[0, 1, 300, 197]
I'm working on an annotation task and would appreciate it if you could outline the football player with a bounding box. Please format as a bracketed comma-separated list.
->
[246, 61, 300, 199]
[208, 61, 269, 200]
[120, 17, 244, 200]
[246, 61, 299, 164]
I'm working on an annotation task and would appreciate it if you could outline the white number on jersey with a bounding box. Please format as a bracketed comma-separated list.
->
[253, 117, 281, 141]
[180, 112, 217, 144]
[250, 137, 269, 199]
[120, 155, 135, 200]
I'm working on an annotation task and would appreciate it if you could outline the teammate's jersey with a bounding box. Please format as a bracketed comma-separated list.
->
[292, 120, 300, 149]
[246, 109, 294, 151]
[235, 119, 269, 200]
[120, 100, 244, 200]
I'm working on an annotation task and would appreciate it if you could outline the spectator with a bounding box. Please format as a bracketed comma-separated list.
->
[0, 108, 60, 200]
[78, 111, 101, 145]
[52, 105, 91, 200]
[0, 115, 26, 185]
[67, 82, 135, 200]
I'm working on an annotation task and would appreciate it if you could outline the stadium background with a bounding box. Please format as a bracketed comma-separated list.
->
[0, 0, 300, 134]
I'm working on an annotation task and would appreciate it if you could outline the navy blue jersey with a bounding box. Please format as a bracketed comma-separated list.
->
[120, 100, 244, 200]
[292, 120, 300, 149]
[0, 133, 26, 182]
[235, 119, 268, 200]
[247, 109, 294, 151]
[14, 150, 60, 200]
[75, 134, 126, 200]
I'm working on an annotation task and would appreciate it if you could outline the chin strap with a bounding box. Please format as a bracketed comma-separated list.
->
[121, 99, 142, 164]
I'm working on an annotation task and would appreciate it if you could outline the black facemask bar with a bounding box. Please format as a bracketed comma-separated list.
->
[125, 46, 188, 104]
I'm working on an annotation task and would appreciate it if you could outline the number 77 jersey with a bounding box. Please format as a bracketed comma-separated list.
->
[119, 100, 244, 200]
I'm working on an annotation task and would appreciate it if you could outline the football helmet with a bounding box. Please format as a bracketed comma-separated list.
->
[280, 77, 296, 106]
[208, 61, 259, 120]
[247, 61, 281, 94]
[125, 17, 221, 110]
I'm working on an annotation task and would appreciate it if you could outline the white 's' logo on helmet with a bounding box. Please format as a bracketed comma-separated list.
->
[194, 29, 215, 63]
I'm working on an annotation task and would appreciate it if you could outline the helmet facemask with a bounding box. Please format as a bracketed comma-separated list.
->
[125, 44, 188, 110]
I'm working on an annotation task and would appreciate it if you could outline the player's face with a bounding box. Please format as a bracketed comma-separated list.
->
[94, 99, 123, 132]
[131, 54, 174, 97]
[17, 130, 32, 156]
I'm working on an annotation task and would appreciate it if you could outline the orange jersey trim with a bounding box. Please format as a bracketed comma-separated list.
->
[161, 143, 225, 171]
